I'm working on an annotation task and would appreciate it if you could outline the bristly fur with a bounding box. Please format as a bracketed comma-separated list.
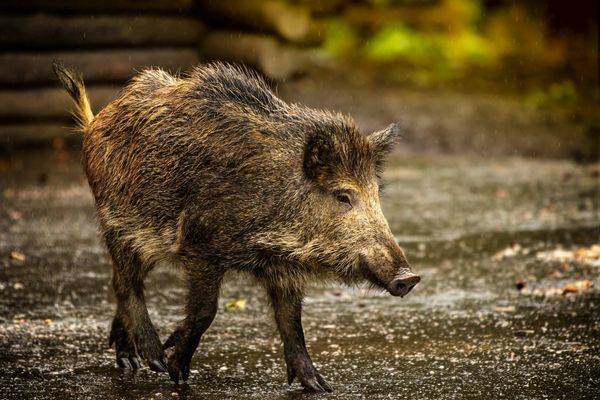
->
[55, 61, 412, 390]
[52, 61, 94, 129]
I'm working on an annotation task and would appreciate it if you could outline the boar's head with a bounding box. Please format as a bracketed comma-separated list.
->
[299, 120, 419, 297]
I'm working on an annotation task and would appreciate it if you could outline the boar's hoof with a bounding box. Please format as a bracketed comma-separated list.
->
[288, 361, 333, 392]
[110, 317, 141, 370]
[117, 356, 140, 370]
[162, 328, 194, 383]
[166, 354, 192, 383]
[301, 374, 333, 393]
[135, 330, 168, 373]
[148, 359, 168, 373]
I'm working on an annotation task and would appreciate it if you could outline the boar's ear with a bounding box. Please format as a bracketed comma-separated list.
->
[303, 130, 334, 181]
[369, 123, 402, 159]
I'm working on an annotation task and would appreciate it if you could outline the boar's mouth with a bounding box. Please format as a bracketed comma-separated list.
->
[358, 254, 390, 292]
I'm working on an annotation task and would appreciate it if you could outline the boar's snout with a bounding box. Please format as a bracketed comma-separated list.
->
[387, 272, 420, 297]
[359, 239, 420, 297]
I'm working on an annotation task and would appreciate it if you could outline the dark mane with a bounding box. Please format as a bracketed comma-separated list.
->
[188, 62, 281, 115]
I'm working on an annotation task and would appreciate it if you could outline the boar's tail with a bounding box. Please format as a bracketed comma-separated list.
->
[52, 61, 94, 130]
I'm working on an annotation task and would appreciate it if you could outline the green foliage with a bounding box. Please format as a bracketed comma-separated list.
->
[365, 25, 443, 64]
[359, 23, 495, 74]
[320, 0, 496, 82]
[448, 31, 495, 66]
[319, 0, 585, 88]
[322, 19, 360, 57]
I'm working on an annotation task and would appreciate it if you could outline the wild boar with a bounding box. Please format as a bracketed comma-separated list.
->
[53, 61, 420, 392]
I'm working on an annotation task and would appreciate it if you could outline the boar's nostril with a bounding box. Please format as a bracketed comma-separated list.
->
[388, 273, 420, 297]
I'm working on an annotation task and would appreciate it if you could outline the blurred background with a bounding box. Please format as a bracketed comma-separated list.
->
[0, 0, 597, 160]
[1, 1, 599, 399]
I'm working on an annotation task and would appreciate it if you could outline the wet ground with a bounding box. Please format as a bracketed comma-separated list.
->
[0, 148, 599, 399]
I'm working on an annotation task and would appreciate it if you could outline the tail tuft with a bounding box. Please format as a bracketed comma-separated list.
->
[52, 61, 94, 129]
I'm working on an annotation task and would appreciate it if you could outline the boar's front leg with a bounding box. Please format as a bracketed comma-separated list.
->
[163, 266, 223, 383]
[265, 282, 333, 393]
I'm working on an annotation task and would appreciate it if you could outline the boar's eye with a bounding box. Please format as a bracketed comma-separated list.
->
[334, 190, 353, 209]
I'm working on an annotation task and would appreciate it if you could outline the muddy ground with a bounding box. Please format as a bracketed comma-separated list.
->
[0, 147, 599, 399]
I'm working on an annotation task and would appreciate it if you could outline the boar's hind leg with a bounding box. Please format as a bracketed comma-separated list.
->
[264, 282, 333, 393]
[106, 230, 167, 373]
[163, 265, 224, 383]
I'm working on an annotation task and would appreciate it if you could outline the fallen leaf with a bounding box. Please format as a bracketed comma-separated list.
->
[224, 299, 247, 312]
[562, 280, 593, 294]
[493, 243, 522, 260]
[562, 284, 579, 294]
[536, 248, 573, 262]
[537, 245, 600, 267]
[10, 251, 26, 262]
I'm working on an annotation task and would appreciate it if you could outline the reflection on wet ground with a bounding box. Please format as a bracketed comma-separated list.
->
[1, 149, 599, 399]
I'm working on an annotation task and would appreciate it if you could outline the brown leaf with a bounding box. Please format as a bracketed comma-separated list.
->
[562, 284, 579, 294]
[10, 251, 26, 262]
[562, 280, 593, 294]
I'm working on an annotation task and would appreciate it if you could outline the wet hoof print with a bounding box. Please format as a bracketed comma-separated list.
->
[54, 61, 418, 389]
